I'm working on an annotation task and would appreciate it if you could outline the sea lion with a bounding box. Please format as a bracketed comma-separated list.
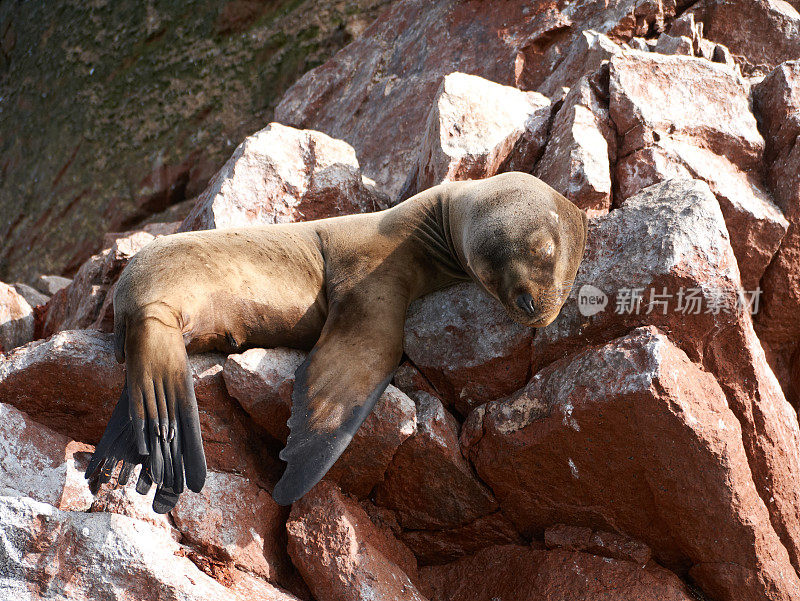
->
[85, 172, 588, 511]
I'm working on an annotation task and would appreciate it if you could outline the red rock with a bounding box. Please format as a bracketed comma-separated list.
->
[374, 392, 497, 529]
[653, 33, 694, 55]
[41, 230, 159, 336]
[222, 347, 306, 441]
[0, 330, 124, 442]
[0, 494, 300, 601]
[172, 471, 291, 585]
[754, 61, 800, 346]
[403, 282, 533, 415]
[0, 402, 94, 511]
[616, 139, 787, 290]
[466, 327, 800, 601]
[534, 67, 616, 216]
[544, 524, 652, 565]
[401, 511, 524, 566]
[419, 544, 694, 601]
[222, 348, 417, 497]
[537, 30, 624, 99]
[0, 281, 34, 351]
[286, 481, 426, 601]
[531, 179, 800, 574]
[180, 123, 387, 232]
[609, 50, 763, 170]
[691, 0, 800, 75]
[404, 72, 550, 198]
[276, 0, 651, 200]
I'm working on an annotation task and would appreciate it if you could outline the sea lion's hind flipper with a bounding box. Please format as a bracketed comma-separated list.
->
[272, 292, 406, 506]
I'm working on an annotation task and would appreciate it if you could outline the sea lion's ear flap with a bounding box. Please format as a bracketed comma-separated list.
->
[272, 295, 405, 505]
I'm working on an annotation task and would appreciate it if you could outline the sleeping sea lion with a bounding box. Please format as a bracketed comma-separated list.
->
[85, 172, 588, 511]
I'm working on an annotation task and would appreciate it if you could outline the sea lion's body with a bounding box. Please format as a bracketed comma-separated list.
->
[87, 172, 588, 511]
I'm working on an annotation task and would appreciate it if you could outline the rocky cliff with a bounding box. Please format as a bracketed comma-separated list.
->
[2, 0, 800, 600]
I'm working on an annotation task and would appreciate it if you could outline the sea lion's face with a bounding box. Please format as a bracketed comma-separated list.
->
[465, 196, 588, 328]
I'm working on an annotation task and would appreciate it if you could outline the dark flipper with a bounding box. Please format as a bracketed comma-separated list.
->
[87, 317, 206, 514]
[272, 289, 406, 506]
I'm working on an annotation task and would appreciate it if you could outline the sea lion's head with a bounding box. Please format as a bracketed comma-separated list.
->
[459, 174, 588, 328]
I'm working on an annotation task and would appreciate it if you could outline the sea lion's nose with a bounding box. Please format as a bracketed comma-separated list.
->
[516, 292, 537, 316]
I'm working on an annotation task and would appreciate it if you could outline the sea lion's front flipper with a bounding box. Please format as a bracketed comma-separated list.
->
[272, 291, 406, 505]
[86, 316, 206, 514]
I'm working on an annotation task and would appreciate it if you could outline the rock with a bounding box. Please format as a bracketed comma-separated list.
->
[653, 33, 694, 55]
[189, 354, 276, 479]
[544, 524, 652, 565]
[465, 327, 800, 601]
[609, 50, 784, 290]
[41, 229, 159, 336]
[223, 347, 306, 441]
[276, 1, 632, 199]
[403, 282, 533, 416]
[286, 481, 426, 601]
[616, 138, 787, 290]
[374, 392, 497, 529]
[180, 123, 387, 232]
[534, 68, 616, 216]
[419, 544, 694, 601]
[401, 511, 524, 566]
[222, 347, 417, 497]
[691, 0, 800, 75]
[0, 403, 94, 511]
[34, 275, 72, 296]
[0, 494, 300, 600]
[537, 30, 624, 99]
[0, 0, 392, 283]
[0, 330, 124, 442]
[0, 282, 34, 352]
[530, 179, 800, 575]
[12, 283, 49, 308]
[171, 471, 291, 585]
[325, 384, 417, 498]
[403, 72, 550, 199]
[609, 50, 763, 170]
[754, 61, 800, 346]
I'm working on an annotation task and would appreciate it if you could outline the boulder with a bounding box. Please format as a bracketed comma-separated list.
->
[0, 282, 34, 352]
[374, 392, 497, 529]
[34, 275, 71, 296]
[0, 403, 93, 511]
[536, 30, 624, 99]
[0, 330, 124, 442]
[222, 347, 417, 497]
[0, 494, 300, 601]
[691, 0, 800, 75]
[465, 327, 800, 601]
[400, 511, 523, 566]
[403, 282, 533, 416]
[41, 229, 161, 336]
[12, 283, 49, 308]
[402, 72, 550, 199]
[171, 471, 291, 585]
[609, 50, 763, 170]
[180, 123, 387, 232]
[286, 481, 426, 601]
[531, 179, 800, 573]
[652, 33, 694, 55]
[753, 61, 800, 346]
[419, 544, 694, 601]
[534, 68, 616, 216]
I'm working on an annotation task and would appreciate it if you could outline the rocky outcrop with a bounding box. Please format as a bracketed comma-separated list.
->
[0, 282, 34, 352]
